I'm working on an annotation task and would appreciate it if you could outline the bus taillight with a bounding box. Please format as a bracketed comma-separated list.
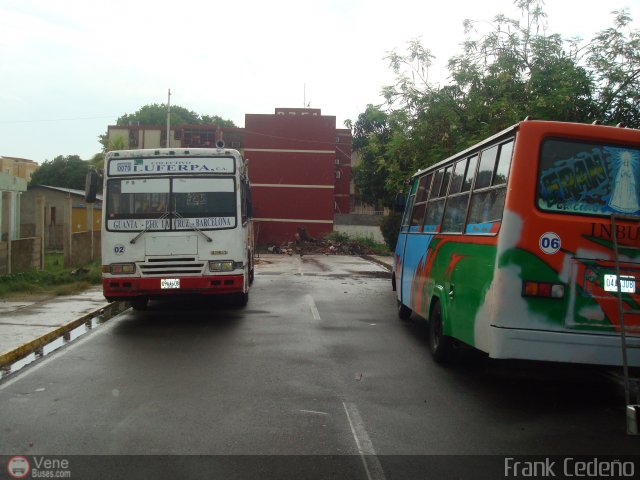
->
[522, 281, 565, 299]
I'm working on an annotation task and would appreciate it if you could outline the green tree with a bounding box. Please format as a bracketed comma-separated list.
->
[29, 155, 90, 190]
[352, 105, 394, 207]
[588, 9, 640, 126]
[116, 103, 236, 128]
[353, 0, 640, 204]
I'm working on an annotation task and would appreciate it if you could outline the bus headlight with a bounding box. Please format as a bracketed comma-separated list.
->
[104, 263, 136, 275]
[209, 260, 235, 272]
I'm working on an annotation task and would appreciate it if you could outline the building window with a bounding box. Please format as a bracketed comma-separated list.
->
[336, 171, 341, 179]
[50, 207, 56, 225]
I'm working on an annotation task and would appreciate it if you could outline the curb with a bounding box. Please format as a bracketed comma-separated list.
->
[0, 301, 129, 369]
[361, 255, 393, 272]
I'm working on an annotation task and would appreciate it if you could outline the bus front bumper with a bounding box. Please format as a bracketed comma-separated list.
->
[103, 275, 245, 301]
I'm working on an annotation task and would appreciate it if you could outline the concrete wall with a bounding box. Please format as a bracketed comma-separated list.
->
[0, 238, 42, 275]
[333, 224, 384, 243]
[10, 237, 42, 273]
[70, 231, 92, 267]
[333, 213, 384, 243]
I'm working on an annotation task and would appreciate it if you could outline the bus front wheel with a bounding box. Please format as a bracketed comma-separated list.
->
[130, 298, 148, 311]
[397, 299, 412, 320]
[232, 292, 249, 307]
[429, 301, 454, 363]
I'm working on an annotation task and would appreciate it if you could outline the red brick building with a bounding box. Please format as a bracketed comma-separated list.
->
[245, 108, 341, 244]
[334, 128, 352, 214]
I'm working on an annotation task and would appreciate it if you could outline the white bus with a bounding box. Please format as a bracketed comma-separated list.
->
[87, 145, 254, 309]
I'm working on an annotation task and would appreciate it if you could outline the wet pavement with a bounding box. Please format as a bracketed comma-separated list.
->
[1, 253, 636, 463]
[0, 256, 392, 370]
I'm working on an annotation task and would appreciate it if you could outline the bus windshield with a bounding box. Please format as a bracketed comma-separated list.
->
[537, 139, 640, 216]
[106, 177, 237, 231]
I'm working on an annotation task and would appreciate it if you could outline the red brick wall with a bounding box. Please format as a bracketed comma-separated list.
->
[245, 109, 337, 245]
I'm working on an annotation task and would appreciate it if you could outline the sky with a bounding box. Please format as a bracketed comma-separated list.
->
[0, 0, 638, 164]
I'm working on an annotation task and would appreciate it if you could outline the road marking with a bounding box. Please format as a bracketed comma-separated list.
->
[299, 409, 329, 416]
[342, 401, 387, 480]
[306, 294, 321, 321]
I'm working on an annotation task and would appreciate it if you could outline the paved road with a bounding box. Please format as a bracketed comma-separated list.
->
[0, 255, 637, 478]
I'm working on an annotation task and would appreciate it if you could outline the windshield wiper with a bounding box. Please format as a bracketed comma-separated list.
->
[172, 211, 213, 243]
[129, 211, 170, 244]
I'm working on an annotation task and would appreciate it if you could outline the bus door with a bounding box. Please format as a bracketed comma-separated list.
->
[395, 179, 418, 306]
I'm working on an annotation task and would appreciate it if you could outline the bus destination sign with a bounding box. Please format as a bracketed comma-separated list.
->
[109, 157, 235, 176]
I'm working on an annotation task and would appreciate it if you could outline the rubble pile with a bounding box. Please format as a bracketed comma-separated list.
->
[264, 227, 377, 256]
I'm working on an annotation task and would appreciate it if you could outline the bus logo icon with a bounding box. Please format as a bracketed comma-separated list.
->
[7, 456, 30, 478]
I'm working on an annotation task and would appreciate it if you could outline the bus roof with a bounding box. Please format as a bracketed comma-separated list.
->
[410, 123, 518, 180]
[409, 119, 640, 180]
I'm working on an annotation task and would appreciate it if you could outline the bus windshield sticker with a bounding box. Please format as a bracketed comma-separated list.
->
[107, 218, 171, 231]
[538, 141, 640, 216]
[108, 156, 235, 176]
[173, 217, 236, 229]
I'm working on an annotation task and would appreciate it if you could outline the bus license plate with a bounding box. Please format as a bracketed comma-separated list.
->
[604, 274, 635, 293]
[161, 279, 180, 289]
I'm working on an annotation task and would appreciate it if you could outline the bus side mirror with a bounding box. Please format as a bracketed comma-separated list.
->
[394, 192, 406, 213]
[85, 169, 99, 203]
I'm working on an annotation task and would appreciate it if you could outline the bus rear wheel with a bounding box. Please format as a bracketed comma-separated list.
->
[429, 301, 454, 363]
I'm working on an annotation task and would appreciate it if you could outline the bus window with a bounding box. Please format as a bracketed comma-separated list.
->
[439, 166, 452, 196]
[416, 173, 432, 202]
[441, 193, 470, 233]
[423, 198, 445, 233]
[410, 203, 426, 229]
[537, 139, 640, 216]
[431, 169, 444, 197]
[475, 145, 499, 189]
[401, 179, 418, 229]
[107, 178, 170, 220]
[449, 159, 466, 194]
[466, 187, 506, 232]
[410, 174, 433, 230]
[494, 141, 514, 185]
[462, 155, 478, 192]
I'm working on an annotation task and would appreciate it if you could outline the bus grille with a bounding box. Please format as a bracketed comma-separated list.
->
[139, 257, 205, 276]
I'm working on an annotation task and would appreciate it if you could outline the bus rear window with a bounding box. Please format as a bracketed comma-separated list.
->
[538, 139, 640, 216]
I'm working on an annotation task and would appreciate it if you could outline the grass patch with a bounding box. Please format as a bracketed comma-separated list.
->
[0, 253, 102, 298]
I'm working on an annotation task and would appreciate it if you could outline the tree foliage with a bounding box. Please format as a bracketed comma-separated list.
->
[116, 103, 236, 128]
[352, 0, 639, 206]
[587, 10, 640, 126]
[98, 104, 237, 152]
[29, 155, 90, 190]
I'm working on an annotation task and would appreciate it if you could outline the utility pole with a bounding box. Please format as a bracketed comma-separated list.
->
[166, 88, 171, 148]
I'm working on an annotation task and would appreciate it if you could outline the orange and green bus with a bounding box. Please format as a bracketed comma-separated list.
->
[394, 119, 640, 365]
